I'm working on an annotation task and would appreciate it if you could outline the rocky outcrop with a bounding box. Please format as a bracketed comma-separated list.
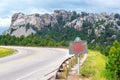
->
[3, 10, 76, 37]
[64, 13, 112, 28]
[3, 10, 120, 37]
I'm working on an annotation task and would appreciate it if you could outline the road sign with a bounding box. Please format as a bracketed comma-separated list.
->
[69, 41, 87, 55]
[72, 42, 85, 54]
[69, 37, 88, 75]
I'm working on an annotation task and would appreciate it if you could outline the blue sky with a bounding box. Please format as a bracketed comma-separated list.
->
[0, 0, 120, 34]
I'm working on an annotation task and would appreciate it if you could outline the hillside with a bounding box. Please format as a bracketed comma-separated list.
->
[2, 10, 120, 48]
[3, 10, 77, 37]
[3, 10, 120, 37]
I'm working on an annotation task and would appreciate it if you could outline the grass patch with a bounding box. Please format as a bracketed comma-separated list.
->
[80, 50, 107, 80]
[0, 47, 15, 58]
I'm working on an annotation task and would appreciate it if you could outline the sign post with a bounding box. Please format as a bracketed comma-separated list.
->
[78, 55, 80, 74]
[69, 37, 88, 75]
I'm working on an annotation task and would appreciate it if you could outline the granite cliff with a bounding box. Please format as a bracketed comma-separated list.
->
[3, 10, 120, 37]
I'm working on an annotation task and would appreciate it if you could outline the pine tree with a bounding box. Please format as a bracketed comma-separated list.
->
[106, 40, 120, 80]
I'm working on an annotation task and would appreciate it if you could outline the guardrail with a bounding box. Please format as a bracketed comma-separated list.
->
[54, 55, 78, 80]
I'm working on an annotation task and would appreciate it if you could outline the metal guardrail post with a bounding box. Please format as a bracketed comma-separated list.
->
[55, 56, 78, 80]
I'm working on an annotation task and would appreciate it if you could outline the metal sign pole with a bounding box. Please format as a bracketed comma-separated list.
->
[69, 37, 88, 75]
[78, 54, 80, 75]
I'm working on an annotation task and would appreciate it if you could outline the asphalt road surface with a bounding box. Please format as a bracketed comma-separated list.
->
[0, 46, 73, 80]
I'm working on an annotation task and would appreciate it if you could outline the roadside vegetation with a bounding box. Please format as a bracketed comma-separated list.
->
[0, 48, 15, 58]
[80, 40, 120, 80]
[105, 40, 120, 80]
[80, 50, 107, 80]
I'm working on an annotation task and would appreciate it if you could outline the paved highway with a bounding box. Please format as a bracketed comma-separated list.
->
[0, 46, 73, 80]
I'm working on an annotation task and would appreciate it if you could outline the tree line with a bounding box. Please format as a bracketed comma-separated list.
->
[0, 34, 68, 47]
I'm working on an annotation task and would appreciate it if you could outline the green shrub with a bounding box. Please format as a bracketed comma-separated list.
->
[106, 40, 120, 80]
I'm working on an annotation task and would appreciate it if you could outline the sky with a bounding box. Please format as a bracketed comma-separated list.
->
[0, 0, 120, 34]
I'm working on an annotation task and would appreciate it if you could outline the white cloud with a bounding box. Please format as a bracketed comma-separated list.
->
[0, 0, 120, 28]
[25, 8, 51, 14]
[84, 0, 120, 8]
[0, 18, 11, 27]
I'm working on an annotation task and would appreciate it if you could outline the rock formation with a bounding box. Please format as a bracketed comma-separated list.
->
[3, 10, 120, 37]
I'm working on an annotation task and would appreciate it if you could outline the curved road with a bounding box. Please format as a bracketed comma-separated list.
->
[0, 46, 73, 80]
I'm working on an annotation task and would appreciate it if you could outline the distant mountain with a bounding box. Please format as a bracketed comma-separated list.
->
[2, 10, 120, 44]
[3, 10, 77, 37]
